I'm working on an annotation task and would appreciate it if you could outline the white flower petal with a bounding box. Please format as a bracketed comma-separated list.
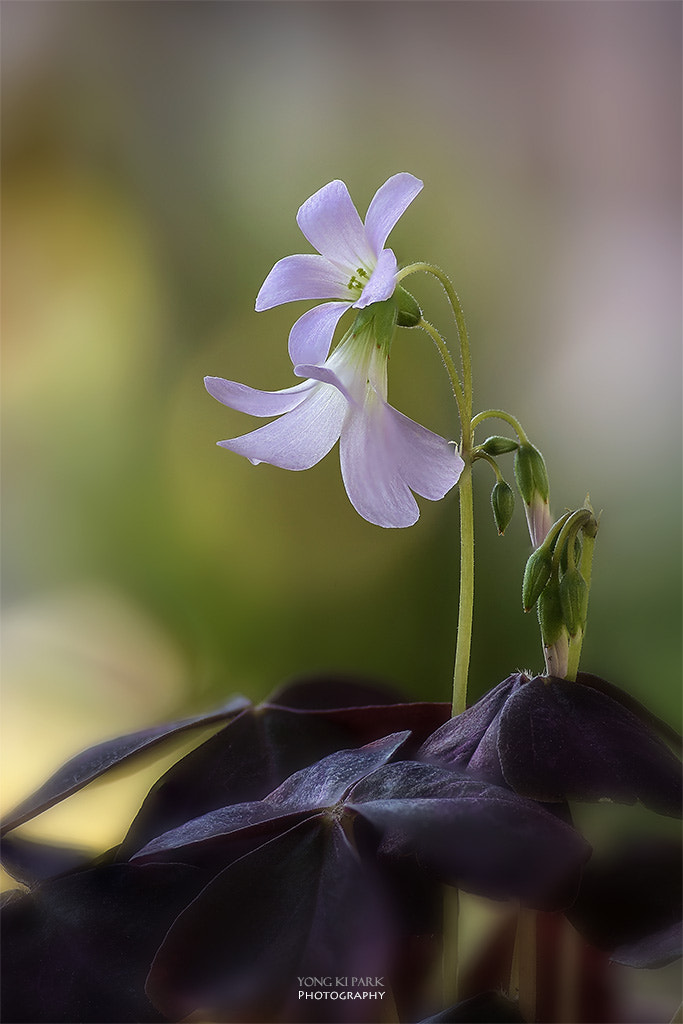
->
[339, 396, 463, 528]
[354, 249, 398, 309]
[218, 382, 347, 471]
[364, 173, 424, 256]
[385, 404, 464, 500]
[204, 375, 315, 416]
[255, 254, 351, 311]
[288, 301, 352, 366]
[293, 362, 355, 405]
[339, 398, 421, 528]
[296, 180, 375, 272]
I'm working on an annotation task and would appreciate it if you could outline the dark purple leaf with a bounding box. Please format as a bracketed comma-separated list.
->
[146, 818, 393, 1022]
[419, 991, 526, 1022]
[579, 672, 682, 754]
[567, 836, 682, 967]
[612, 920, 682, 969]
[0, 696, 250, 837]
[418, 674, 525, 775]
[497, 676, 682, 815]
[0, 834, 96, 887]
[132, 733, 410, 874]
[266, 673, 410, 709]
[119, 689, 444, 859]
[266, 674, 451, 753]
[0, 862, 209, 1023]
[118, 707, 291, 859]
[131, 800, 310, 868]
[348, 762, 590, 909]
[266, 731, 411, 810]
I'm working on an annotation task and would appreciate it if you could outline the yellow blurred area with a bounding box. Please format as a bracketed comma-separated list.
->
[1, 1, 680, 938]
[0, 588, 189, 860]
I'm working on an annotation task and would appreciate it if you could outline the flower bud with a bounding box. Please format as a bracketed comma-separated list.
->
[480, 436, 519, 456]
[514, 443, 551, 547]
[491, 480, 515, 535]
[559, 566, 588, 637]
[394, 286, 422, 328]
[522, 545, 553, 612]
[514, 443, 550, 504]
[537, 576, 565, 648]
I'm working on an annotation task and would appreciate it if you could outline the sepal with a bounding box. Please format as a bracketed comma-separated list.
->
[394, 285, 422, 327]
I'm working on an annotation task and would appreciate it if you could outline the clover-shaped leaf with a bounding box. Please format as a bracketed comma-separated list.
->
[420, 673, 682, 817]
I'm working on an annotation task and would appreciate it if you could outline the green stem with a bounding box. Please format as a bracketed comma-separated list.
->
[473, 449, 504, 482]
[408, 263, 475, 717]
[453, 460, 475, 715]
[419, 318, 468, 434]
[470, 408, 530, 444]
[399, 262, 473, 416]
[417, 316, 474, 717]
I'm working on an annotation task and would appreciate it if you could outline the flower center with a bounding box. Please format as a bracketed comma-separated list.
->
[347, 265, 370, 295]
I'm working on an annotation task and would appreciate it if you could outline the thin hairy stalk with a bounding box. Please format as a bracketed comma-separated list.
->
[418, 317, 473, 716]
[399, 262, 473, 415]
[471, 408, 529, 443]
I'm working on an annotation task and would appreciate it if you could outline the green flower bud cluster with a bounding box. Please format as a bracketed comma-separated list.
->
[473, 433, 551, 542]
[521, 508, 598, 649]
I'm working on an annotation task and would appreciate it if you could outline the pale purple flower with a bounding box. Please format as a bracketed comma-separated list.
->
[525, 495, 553, 549]
[255, 173, 424, 366]
[205, 308, 464, 528]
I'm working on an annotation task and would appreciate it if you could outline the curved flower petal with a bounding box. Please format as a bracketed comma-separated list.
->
[354, 248, 398, 309]
[339, 398, 419, 528]
[340, 397, 462, 528]
[293, 362, 355, 404]
[388, 405, 464, 500]
[364, 172, 424, 256]
[287, 301, 351, 366]
[204, 376, 315, 416]
[255, 254, 351, 311]
[218, 382, 346, 471]
[296, 179, 375, 271]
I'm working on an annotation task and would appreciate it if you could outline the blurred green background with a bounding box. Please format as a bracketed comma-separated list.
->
[2, 0, 681, 872]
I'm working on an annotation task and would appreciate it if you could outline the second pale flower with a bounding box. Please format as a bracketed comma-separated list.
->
[205, 303, 463, 528]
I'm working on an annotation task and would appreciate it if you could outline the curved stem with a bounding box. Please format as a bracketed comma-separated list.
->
[399, 262, 473, 417]
[550, 508, 592, 574]
[473, 449, 504, 482]
[408, 269, 475, 716]
[419, 319, 468, 434]
[471, 408, 530, 444]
